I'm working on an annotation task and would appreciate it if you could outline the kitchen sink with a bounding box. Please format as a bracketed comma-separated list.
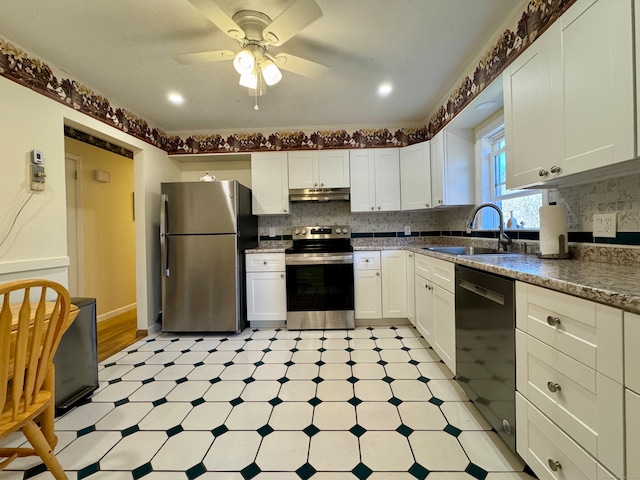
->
[424, 246, 512, 255]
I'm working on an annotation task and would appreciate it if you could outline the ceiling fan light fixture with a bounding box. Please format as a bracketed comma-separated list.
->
[233, 49, 255, 75]
[239, 72, 258, 89]
[261, 59, 282, 86]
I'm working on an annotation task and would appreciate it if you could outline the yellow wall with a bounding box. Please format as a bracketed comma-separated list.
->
[65, 138, 136, 319]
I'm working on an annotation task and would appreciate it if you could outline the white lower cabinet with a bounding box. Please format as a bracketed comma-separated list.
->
[406, 251, 415, 326]
[354, 251, 382, 319]
[626, 389, 640, 479]
[432, 284, 455, 371]
[246, 253, 286, 324]
[516, 282, 625, 479]
[625, 312, 640, 478]
[516, 393, 617, 480]
[413, 253, 455, 373]
[381, 250, 407, 318]
[354, 250, 408, 320]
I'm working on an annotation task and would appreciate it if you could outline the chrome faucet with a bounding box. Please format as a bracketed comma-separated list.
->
[466, 203, 512, 251]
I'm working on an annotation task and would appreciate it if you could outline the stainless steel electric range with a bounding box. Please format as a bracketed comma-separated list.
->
[284, 226, 354, 330]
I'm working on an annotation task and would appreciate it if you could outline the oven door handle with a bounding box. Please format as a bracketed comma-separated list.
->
[286, 255, 353, 265]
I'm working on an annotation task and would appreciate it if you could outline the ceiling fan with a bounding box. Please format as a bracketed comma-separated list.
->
[176, 0, 329, 97]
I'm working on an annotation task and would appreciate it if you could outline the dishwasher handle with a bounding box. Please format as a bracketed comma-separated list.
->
[458, 279, 505, 306]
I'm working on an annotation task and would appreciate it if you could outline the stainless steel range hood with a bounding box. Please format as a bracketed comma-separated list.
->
[289, 188, 350, 202]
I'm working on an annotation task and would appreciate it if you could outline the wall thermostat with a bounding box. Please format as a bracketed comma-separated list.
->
[31, 150, 44, 164]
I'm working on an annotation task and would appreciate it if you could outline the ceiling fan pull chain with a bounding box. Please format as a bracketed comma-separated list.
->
[254, 76, 259, 111]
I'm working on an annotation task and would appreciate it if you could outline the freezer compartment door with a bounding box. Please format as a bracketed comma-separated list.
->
[162, 234, 241, 332]
[162, 181, 238, 234]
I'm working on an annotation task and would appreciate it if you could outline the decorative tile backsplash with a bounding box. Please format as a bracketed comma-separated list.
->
[258, 173, 640, 247]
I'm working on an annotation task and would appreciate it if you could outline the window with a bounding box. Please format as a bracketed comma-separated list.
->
[476, 120, 545, 230]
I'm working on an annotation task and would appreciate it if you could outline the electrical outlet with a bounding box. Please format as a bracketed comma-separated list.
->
[269, 227, 276, 237]
[404, 225, 411, 236]
[30, 164, 46, 191]
[593, 213, 617, 238]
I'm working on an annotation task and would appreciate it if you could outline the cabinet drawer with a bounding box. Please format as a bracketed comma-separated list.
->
[354, 251, 381, 270]
[246, 253, 285, 272]
[515, 282, 623, 383]
[624, 312, 640, 393]
[430, 257, 454, 293]
[516, 393, 616, 480]
[627, 388, 640, 479]
[414, 253, 431, 279]
[516, 330, 624, 477]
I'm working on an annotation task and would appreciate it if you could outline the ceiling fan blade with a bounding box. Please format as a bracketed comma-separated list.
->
[187, 0, 245, 39]
[263, 0, 322, 46]
[174, 50, 235, 65]
[273, 53, 329, 79]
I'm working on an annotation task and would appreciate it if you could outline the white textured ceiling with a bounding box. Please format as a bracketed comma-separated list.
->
[0, 0, 520, 133]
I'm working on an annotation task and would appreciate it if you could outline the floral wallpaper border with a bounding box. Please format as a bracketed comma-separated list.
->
[0, 0, 575, 155]
[64, 126, 134, 159]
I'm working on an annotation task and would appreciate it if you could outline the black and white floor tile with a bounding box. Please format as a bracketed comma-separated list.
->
[1, 326, 535, 479]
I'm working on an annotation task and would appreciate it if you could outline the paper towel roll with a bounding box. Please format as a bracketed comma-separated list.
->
[539, 204, 568, 256]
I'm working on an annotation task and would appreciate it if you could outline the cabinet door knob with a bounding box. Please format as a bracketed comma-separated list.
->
[320, 183, 324, 187]
[377, 206, 381, 210]
[408, 254, 413, 258]
[314, 183, 318, 186]
[280, 274, 284, 278]
[550, 165, 561, 174]
[425, 203, 430, 207]
[548, 459, 562, 472]
[365, 259, 369, 263]
[263, 261, 267, 265]
[547, 381, 561, 393]
[376, 272, 380, 276]
[538, 169, 548, 177]
[371, 206, 374, 210]
[546, 315, 561, 327]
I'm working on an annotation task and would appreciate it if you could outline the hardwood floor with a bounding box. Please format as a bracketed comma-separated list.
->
[97, 309, 146, 362]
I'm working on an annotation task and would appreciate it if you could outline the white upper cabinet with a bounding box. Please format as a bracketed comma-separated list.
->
[505, 0, 634, 189]
[288, 150, 350, 189]
[560, 0, 634, 176]
[504, 20, 563, 189]
[251, 152, 290, 215]
[429, 129, 474, 207]
[349, 148, 401, 212]
[400, 142, 432, 211]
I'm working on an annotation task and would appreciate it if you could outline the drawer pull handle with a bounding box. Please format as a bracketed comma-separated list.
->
[539, 169, 548, 177]
[548, 459, 562, 472]
[546, 315, 561, 326]
[547, 381, 561, 393]
[550, 165, 561, 174]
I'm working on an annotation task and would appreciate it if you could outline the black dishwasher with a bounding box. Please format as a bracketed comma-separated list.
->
[455, 265, 516, 452]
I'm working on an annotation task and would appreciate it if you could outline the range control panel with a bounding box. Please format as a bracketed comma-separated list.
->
[292, 225, 350, 240]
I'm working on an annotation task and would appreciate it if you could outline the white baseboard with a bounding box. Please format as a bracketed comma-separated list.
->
[97, 303, 136, 323]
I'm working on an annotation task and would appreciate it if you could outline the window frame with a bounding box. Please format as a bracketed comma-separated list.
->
[474, 113, 547, 231]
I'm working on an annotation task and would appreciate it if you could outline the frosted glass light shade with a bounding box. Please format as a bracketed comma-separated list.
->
[261, 59, 282, 86]
[239, 72, 258, 89]
[234, 50, 255, 75]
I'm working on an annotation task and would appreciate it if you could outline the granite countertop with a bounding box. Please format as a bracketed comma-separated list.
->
[406, 247, 640, 315]
[246, 243, 640, 314]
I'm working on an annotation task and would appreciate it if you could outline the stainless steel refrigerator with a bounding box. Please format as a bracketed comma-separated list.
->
[160, 181, 258, 332]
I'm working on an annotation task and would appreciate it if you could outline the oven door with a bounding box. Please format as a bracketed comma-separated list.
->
[285, 253, 355, 330]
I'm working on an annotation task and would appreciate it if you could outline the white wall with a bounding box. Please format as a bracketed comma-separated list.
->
[0, 75, 182, 330]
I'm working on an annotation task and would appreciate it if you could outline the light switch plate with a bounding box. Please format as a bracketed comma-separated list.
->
[269, 227, 276, 237]
[593, 213, 617, 238]
[404, 225, 411, 235]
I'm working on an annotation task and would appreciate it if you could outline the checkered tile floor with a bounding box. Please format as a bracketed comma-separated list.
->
[1, 326, 534, 479]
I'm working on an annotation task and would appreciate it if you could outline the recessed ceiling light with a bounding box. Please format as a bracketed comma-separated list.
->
[475, 101, 499, 111]
[168, 93, 184, 105]
[378, 83, 392, 97]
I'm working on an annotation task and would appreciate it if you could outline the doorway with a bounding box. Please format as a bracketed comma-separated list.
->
[64, 134, 140, 359]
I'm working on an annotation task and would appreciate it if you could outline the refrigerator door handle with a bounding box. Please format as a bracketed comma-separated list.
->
[161, 194, 170, 277]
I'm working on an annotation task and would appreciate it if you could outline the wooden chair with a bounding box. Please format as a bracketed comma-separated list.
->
[0, 279, 78, 479]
